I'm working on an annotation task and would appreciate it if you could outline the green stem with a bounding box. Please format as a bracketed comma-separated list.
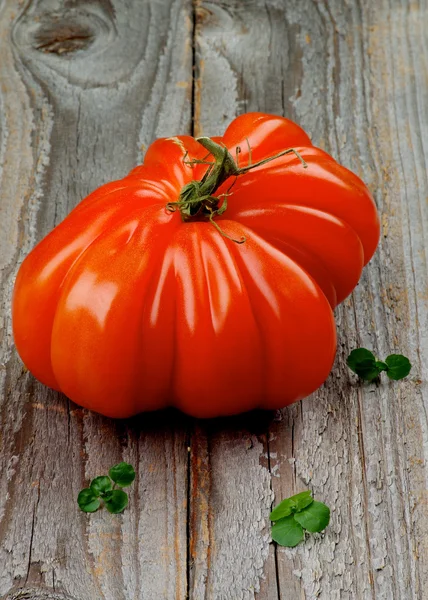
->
[166, 137, 307, 243]
[196, 138, 240, 195]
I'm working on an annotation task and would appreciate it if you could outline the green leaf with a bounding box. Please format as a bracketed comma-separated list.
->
[292, 490, 314, 511]
[77, 488, 101, 513]
[347, 348, 375, 369]
[90, 476, 112, 497]
[271, 515, 304, 547]
[270, 498, 294, 521]
[347, 348, 380, 381]
[385, 354, 412, 380]
[104, 489, 129, 514]
[294, 501, 330, 533]
[109, 462, 136, 488]
[375, 361, 389, 372]
[270, 490, 313, 521]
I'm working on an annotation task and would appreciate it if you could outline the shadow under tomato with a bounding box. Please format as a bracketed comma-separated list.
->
[30, 382, 280, 447]
[118, 406, 278, 440]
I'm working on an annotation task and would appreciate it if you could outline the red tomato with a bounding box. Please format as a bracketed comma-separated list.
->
[12, 113, 380, 418]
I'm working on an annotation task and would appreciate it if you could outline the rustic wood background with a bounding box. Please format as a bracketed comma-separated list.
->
[0, 0, 427, 599]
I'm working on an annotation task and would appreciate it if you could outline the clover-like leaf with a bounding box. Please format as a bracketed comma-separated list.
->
[385, 354, 412, 380]
[347, 348, 375, 370]
[90, 476, 112, 497]
[270, 490, 313, 521]
[78, 463, 135, 516]
[109, 462, 136, 488]
[270, 498, 294, 521]
[271, 515, 304, 547]
[104, 489, 129, 514]
[294, 501, 330, 533]
[77, 488, 101, 513]
[347, 348, 380, 381]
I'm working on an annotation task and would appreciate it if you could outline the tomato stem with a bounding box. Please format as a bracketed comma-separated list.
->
[166, 137, 307, 244]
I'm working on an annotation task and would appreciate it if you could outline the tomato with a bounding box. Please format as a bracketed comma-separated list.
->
[12, 113, 380, 418]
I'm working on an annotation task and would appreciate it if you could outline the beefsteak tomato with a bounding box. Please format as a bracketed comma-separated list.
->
[12, 113, 380, 418]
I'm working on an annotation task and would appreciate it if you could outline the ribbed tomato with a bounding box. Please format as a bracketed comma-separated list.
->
[12, 113, 379, 418]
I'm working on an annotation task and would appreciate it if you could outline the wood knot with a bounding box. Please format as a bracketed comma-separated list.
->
[31, 11, 96, 55]
[34, 21, 94, 55]
[13, 6, 115, 61]
[1, 588, 79, 600]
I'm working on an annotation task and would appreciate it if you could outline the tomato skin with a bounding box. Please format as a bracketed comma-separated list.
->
[12, 113, 379, 418]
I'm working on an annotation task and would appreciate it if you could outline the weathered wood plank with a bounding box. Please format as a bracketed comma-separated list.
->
[193, 1, 428, 599]
[1, 0, 427, 599]
[0, 1, 193, 599]
[188, 416, 273, 600]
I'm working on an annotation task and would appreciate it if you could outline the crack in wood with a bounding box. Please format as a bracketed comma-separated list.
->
[265, 431, 281, 600]
[25, 484, 41, 586]
[355, 385, 376, 595]
[190, 0, 198, 138]
[185, 424, 192, 600]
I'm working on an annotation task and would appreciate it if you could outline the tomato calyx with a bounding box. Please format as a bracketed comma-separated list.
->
[166, 137, 308, 244]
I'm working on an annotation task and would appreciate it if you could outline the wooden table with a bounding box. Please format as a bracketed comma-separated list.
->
[1, 1, 427, 599]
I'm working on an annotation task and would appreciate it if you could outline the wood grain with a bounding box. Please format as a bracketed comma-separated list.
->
[0, 0, 427, 599]
[193, 1, 428, 599]
[0, 1, 192, 599]
[1, 588, 76, 600]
